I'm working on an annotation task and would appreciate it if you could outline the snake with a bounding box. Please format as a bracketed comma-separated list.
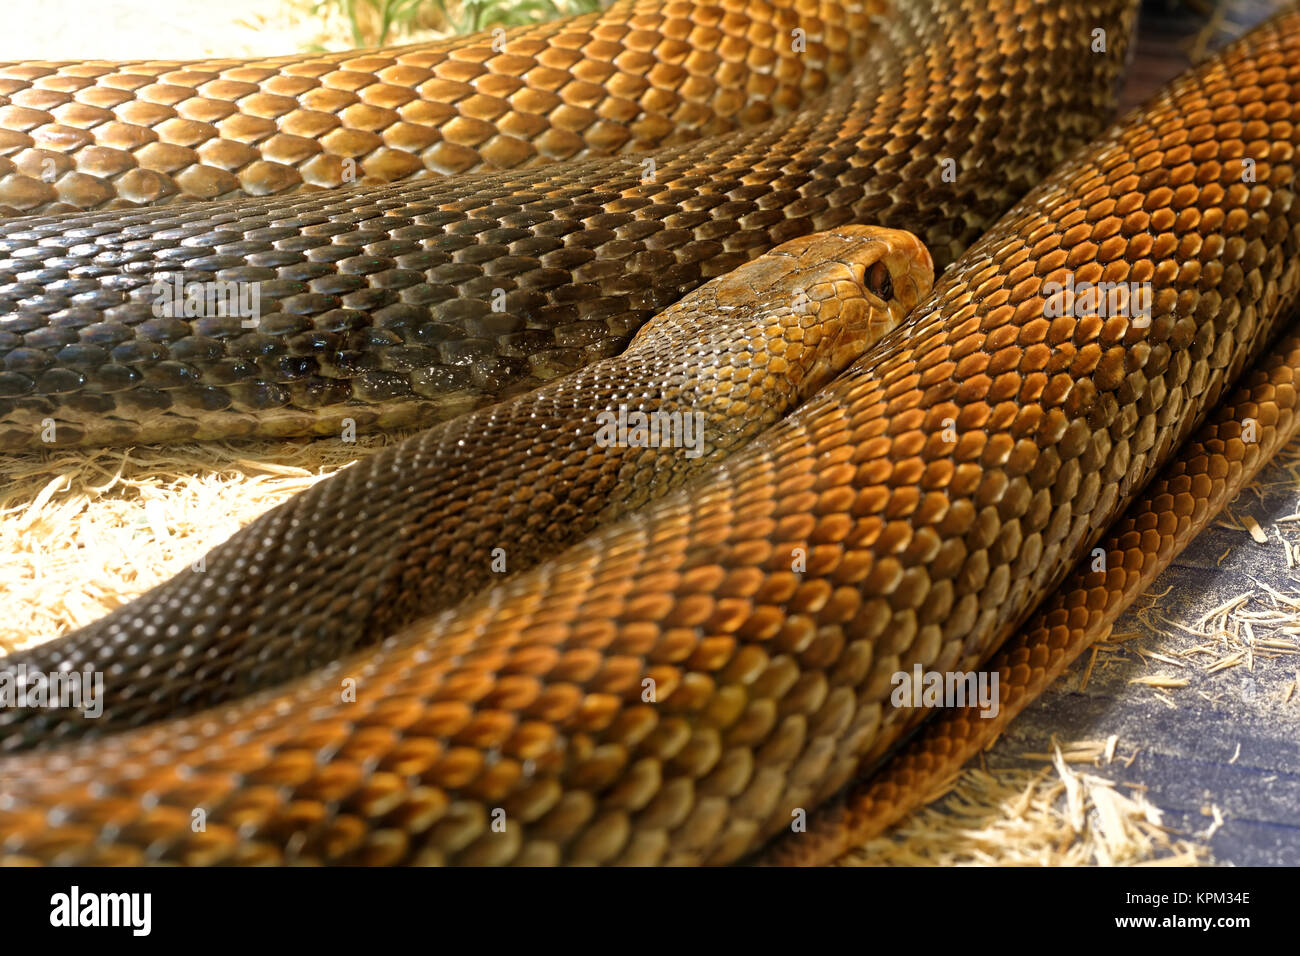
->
[0, 0, 1127, 450]
[0, 223, 933, 745]
[2, 0, 1300, 864]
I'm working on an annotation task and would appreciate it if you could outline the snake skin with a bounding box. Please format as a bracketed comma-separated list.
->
[6, 2, 1300, 866]
[0, 0, 1132, 452]
[0, 0, 882, 216]
[762, 327, 1300, 864]
[0, 225, 932, 747]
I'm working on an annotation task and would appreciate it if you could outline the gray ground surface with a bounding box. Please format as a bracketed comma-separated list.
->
[990, 0, 1300, 868]
[992, 438, 1300, 865]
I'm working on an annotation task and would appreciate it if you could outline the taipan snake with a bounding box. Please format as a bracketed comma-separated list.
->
[0, 0, 1299, 864]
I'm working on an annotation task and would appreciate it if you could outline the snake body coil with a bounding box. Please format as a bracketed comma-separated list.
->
[0, 0, 1130, 451]
[0, 0, 883, 215]
[4, 0, 1300, 865]
[0, 225, 932, 746]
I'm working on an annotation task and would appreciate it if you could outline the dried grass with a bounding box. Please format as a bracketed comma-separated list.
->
[1, 435, 398, 652]
[844, 739, 1208, 866]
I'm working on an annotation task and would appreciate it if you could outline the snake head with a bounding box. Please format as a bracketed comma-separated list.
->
[758, 225, 935, 399]
[622, 224, 934, 408]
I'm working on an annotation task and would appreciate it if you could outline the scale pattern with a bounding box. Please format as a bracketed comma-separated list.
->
[0, 0, 1132, 451]
[0, 226, 932, 748]
[761, 329, 1300, 864]
[5, 3, 1300, 866]
[0, 0, 881, 215]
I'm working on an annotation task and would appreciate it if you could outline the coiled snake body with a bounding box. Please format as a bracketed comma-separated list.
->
[2, 0, 1300, 864]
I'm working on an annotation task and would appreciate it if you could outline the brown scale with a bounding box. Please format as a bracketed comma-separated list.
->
[0, 0, 883, 216]
[760, 328, 1300, 864]
[4, 3, 1300, 865]
[0, 225, 932, 747]
[0, 0, 1134, 451]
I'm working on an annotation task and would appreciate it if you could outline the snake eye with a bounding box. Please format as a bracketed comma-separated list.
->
[866, 261, 894, 300]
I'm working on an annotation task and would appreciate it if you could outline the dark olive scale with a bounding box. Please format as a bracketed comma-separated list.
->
[115, 386, 172, 412]
[0, 372, 31, 396]
[226, 381, 292, 410]
[110, 340, 169, 365]
[154, 246, 212, 266]
[331, 349, 383, 374]
[313, 310, 367, 333]
[0, 0, 1135, 453]
[414, 365, 472, 392]
[276, 292, 339, 315]
[371, 270, 424, 291]
[200, 358, 259, 386]
[0, 284, 41, 301]
[306, 275, 364, 297]
[339, 288, 398, 311]
[14, 296, 69, 316]
[3, 347, 53, 372]
[66, 266, 120, 282]
[228, 335, 287, 360]
[137, 317, 192, 341]
[18, 270, 74, 286]
[34, 368, 87, 394]
[437, 339, 497, 366]
[257, 314, 312, 336]
[292, 377, 352, 407]
[287, 330, 341, 355]
[274, 355, 319, 380]
[56, 343, 111, 366]
[83, 364, 140, 392]
[63, 392, 117, 414]
[336, 256, 392, 276]
[140, 362, 203, 389]
[353, 370, 413, 401]
[190, 316, 247, 339]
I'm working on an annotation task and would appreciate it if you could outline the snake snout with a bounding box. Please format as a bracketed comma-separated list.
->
[780, 226, 935, 401]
